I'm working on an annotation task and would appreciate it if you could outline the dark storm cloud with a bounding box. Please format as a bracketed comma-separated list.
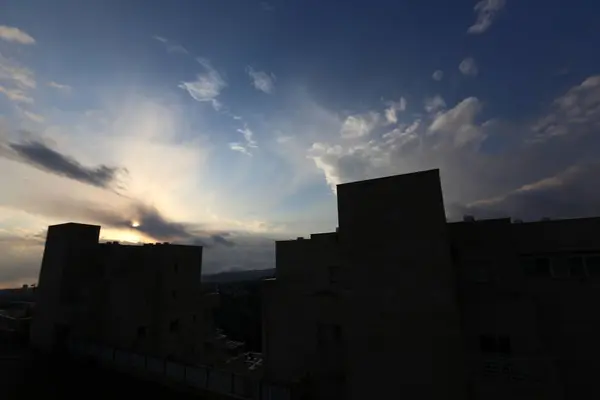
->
[3, 139, 126, 189]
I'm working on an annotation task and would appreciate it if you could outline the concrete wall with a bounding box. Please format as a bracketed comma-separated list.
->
[337, 169, 468, 400]
[31, 224, 217, 366]
[264, 169, 600, 400]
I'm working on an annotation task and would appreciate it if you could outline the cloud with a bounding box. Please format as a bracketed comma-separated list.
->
[384, 98, 407, 124]
[47, 81, 72, 92]
[429, 97, 484, 147]
[179, 58, 226, 109]
[0, 86, 33, 104]
[0, 138, 127, 190]
[532, 75, 600, 140]
[229, 125, 258, 156]
[0, 25, 35, 45]
[306, 76, 600, 222]
[0, 53, 36, 89]
[340, 112, 380, 138]
[153, 35, 188, 54]
[22, 110, 45, 123]
[468, 0, 506, 34]
[463, 162, 600, 220]
[459, 57, 479, 76]
[432, 70, 444, 81]
[424, 95, 446, 113]
[246, 66, 276, 94]
[0, 230, 44, 288]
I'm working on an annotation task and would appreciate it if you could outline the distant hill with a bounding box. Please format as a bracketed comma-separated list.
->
[0, 287, 35, 303]
[202, 268, 275, 283]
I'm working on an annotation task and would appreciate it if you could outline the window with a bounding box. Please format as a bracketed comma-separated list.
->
[479, 334, 496, 353]
[317, 323, 342, 349]
[497, 335, 511, 355]
[174, 263, 178, 273]
[568, 256, 586, 278]
[137, 326, 147, 338]
[172, 290, 177, 299]
[585, 255, 600, 277]
[192, 314, 196, 323]
[479, 334, 511, 355]
[169, 319, 180, 333]
[551, 261, 569, 279]
[328, 266, 340, 284]
[522, 257, 551, 277]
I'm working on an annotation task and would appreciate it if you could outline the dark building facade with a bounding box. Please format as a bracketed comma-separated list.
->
[263, 169, 600, 400]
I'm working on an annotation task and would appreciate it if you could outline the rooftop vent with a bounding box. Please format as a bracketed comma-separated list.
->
[463, 215, 476, 222]
[541, 217, 551, 222]
[297, 237, 304, 241]
[513, 219, 523, 224]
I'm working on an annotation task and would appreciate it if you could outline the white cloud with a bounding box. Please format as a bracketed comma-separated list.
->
[459, 57, 479, 76]
[0, 86, 33, 104]
[246, 66, 276, 94]
[47, 81, 72, 92]
[424, 95, 446, 113]
[0, 53, 36, 89]
[304, 76, 600, 223]
[340, 112, 380, 138]
[229, 125, 258, 156]
[468, 0, 506, 34]
[0, 26, 35, 45]
[229, 143, 252, 156]
[532, 75, 600, 140]
[153, 35, 188, 55]
[22, 110, 45, 123]
[432, 70, 444, 81]
[179, 58, 226, 109]
[384, 98, 407, 124]
[429, 97, 484, 147]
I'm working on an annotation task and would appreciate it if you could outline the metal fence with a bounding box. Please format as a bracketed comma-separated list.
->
[67, 339, 291, 400]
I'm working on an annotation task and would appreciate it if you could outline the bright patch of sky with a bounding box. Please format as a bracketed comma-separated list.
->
[1, 0, 600, 286]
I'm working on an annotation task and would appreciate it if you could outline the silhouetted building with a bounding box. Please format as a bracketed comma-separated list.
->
[263, 169, 600, 400]
[30, 223, 220, 364]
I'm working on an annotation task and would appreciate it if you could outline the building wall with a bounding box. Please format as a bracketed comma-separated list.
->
[30, 223, 101, 351]
[337, 170, 468, 400]
[264, 169, 600, 400]
[31, 224, 217, 365]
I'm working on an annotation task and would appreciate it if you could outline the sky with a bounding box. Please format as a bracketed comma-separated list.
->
[1, 0, 599, 287]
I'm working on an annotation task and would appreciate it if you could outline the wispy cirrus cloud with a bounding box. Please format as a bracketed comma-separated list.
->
[459, 57, 479, 76]
[0, 25, 35, 45]
[22, 110, 45, 123]
[47, 81, 72, 92]
[0, 53, 36, 89]
[229, 125, 258, 156]
[153, 35, 189, 55]
[246, 66, 276, 94]
[468, 0, 506, 34]
[0, 86, 33, 104]
[179, 58, 226, 109]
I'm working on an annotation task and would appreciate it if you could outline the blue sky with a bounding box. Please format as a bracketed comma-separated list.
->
[1, 0, 599, 286]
